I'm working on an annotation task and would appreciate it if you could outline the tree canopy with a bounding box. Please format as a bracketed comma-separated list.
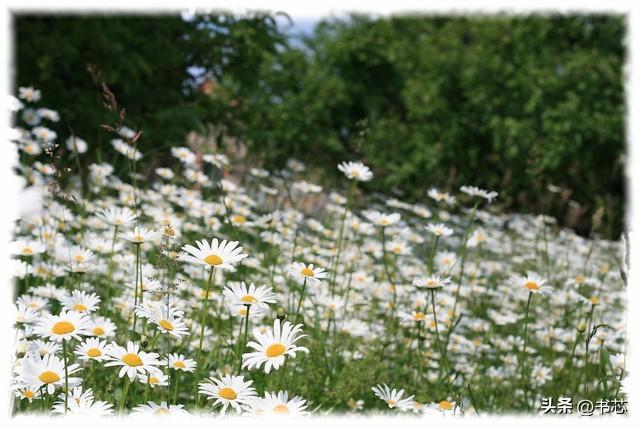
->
[15, 13, 626, 237]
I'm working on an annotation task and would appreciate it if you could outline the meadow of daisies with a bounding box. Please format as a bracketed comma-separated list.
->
[8, 86, 628, 417]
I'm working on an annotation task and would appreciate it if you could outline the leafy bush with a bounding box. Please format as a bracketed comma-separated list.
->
[15, 14, 626, 237]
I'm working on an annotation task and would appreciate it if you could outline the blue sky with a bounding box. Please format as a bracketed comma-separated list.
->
[277, 15, 321, 36]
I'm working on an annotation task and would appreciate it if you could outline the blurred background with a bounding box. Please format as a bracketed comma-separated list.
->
[14, 12, 626, 238]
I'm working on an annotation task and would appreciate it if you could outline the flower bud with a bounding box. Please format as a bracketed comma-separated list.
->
[577, 322, 587, 333]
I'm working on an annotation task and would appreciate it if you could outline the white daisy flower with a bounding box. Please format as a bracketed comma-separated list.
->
[363, 210, 401, 227]
[412, 274, 452, 289]
[512, 273, 549, 295]
[13, 304, 39, 325]
[166, 353, 196, 372]
[17, 294, 48, 311]
[371, 384, 415, 411]
[427, 188, 456, 205]
[288, 262, 328, 286]
[223, 282, 277, 312]
[14, 353, 81, 394]
[137, 369, 169, 388]
[111, 138, 142, 161]
[460, 185, 498, 203]
[74, 338, 109, 362]
[155, 167, 175, 180]
[66, 136, 88, 154]
[122, 226, 158, 245]
[428, 399, 457, 414]
[147, 308, 189, 339]
[12, 239, 46, 257]
[14, 386, 42, 402]
[610, 353, 625, 371]
[59, 290, 101, 313]
[132, 401, 189, 416]
[243, 390, 309, 416]
[52, 387, 114, 416]
[337, 161, 373, 182]
[19, 86, 41, 102]
[426, 223, 453, 238]
[97, 207, 137, 227]
[34, 311, 91, 341]
[198, 375, 257, 413]
[88, 316, 117, 338]
[242, 319, 309, 373]
[104, 342, 161, 380]
[180, 238, 248, 269]
[28, 339, 61, 357]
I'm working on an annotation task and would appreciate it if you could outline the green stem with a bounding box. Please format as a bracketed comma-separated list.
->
[520, 292, 533, 407]
[195, 267, 215, 406]
[294, 277, 307, 322]
[329, 180, 355, 296]
[449, 203, 479, 326]
[584, 304, 595, 395]
[62, 339, 69, 414]
[429, 289, 448, 380]
[381, 227, 396, 319]
[119, 378, 131, 414]
[239, 305, 251, 371]
[429, 236, 440, 274]
[132, 243, 141, 337]
[173, 371, 180, 404]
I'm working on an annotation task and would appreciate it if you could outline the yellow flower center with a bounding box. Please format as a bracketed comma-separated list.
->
[73, 303, 88, 312]
[149, 377, 160, 384]
[266, 343, 286, 357]
[575, 274, 585, 284]
[233, 215, 246, 224]
[155, 408, 170, 415]
[386, 399, 397, 407]
[87, 348, 102, 358]
[524, 281, 540, 291]
[439, 400, 453, 411]
[273, 404, 289, 414]
[52, 321, 75, 335]
[159, 320, 174, 331]
[301, 267, 315, 277]
[133, 235, 144, 243]
[241, 295, 257, 303]
[174, 361, 186, 369]
[590, 296, 600, 305]
[122, 353, 143, 367]
[92, 327, 105, 336]
[22, 248, 33, 255]
[23, 390, 36, 399]
[74, 254, 85, 262]
[218, 387, 237, 400]
[39, 371, 60, 384]
[413, 312, 426, 321]
[204, 254, 223, 266]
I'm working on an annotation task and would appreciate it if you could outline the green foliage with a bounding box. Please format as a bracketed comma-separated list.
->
[15, 14, 625, 237]
[15, 13, 286, 166]
[229, 15, 625, 237]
